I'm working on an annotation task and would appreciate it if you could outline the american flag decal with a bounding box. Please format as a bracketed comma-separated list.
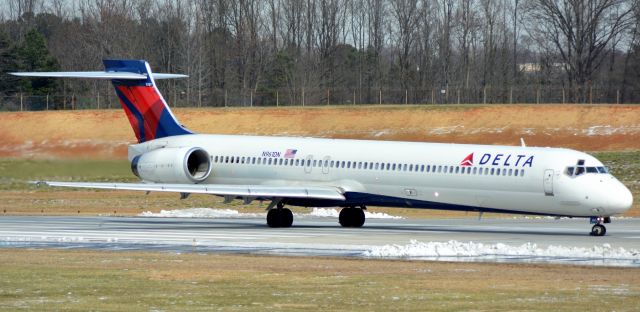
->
[284, 149, 298, 158]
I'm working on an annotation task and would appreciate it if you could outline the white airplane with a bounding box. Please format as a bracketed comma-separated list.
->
[12, 60, 633, 236]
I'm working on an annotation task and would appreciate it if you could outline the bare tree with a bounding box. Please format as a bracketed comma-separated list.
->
[528, 0, 636, 101]
[389, 0, 422, 89]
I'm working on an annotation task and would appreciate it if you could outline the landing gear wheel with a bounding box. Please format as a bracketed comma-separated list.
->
[267, 209, 278, 227]
[590, 224, 606, 236]
[281, 208, 293, 227]
[267, 208, 293, 228]
[339, 207, 365, 227]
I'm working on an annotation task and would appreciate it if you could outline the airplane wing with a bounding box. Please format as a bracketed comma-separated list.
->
[38, 181, 345, 201]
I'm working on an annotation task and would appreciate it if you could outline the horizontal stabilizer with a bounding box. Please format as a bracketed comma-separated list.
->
[10, 71, 187, 80]
[37, 181, 346, 201]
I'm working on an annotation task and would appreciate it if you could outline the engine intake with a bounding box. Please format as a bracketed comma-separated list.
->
[131, 147, 212, 183]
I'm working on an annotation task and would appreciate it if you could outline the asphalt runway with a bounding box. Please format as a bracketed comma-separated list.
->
[1, 215, 639, 266]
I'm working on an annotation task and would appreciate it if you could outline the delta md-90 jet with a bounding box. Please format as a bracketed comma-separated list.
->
[12, 60, 633, 236]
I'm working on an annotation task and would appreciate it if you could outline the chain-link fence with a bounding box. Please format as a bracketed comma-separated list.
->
[2, 86, 639, 111]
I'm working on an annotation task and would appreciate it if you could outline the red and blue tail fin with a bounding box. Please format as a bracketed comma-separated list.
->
[10, 59, 192, 143]
[104, 60, 192, 143]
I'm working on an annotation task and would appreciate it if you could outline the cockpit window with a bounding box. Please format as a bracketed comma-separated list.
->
[586, 167, 598, 173]
[565, 165, 609, 176]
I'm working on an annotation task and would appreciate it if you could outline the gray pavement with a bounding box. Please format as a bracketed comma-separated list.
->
[1, 215, 639, 266]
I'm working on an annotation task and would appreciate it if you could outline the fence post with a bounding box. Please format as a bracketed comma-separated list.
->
[431, 89, 434, 104]
[250, 90, 253, 107]
[379, 90, 382, 105]
[616, 89, 620, 104]
[97, 93, 100, 109]
[72, 94, 75, 110]
[353, 90, 356, 105]
[46, 94, 49, 110]
[536, 89, 540, 104]
[302, 88, 305, 107]
[589, 86, 593, 104]
[509, 87, 513, 104]
[562, 88, 565, 104]
[483, 86, 487, 104]
[457, 89, 460, 105]
[224, 89, 228, 107]
[20, 93, 23, 111]
[327, 89, 330, 105]
[276, 91, 279, 107]
[405, 89, 408, 105]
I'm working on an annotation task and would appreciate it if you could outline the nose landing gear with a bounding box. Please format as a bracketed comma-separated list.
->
[590, 224, 606, 236]
[589, 216, 609, 236]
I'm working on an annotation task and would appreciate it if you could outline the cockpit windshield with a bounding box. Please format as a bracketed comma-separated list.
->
[565, 166, 609, 177]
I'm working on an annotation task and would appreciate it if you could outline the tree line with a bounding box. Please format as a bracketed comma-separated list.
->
[1, 0, 640, 108]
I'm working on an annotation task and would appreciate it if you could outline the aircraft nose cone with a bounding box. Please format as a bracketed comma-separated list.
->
[610, 184, 633, 214]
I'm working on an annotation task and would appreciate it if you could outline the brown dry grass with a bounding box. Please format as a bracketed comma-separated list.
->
[1, 249, 639, 311]
[1, 104, 639, 159]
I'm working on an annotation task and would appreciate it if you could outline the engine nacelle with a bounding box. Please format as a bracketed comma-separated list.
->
[131, 147, 212, 183]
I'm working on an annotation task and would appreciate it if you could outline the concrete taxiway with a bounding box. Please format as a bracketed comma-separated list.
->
[1, 215, 639, 266]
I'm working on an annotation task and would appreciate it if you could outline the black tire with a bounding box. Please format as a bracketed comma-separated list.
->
[590, 224, 606, 236]
[352, 208, 365, 227]
[339, 208, 352, 227]
[267, 209, 280, 228]
[339, 208, 365, 227]
[281, 208, 293, 228]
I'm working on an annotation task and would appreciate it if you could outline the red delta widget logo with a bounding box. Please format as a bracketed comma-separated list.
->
[460, 153, 534, 167]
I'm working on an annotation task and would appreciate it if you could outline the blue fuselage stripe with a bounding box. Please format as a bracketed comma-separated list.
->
[114, 87, 146, 142]
[282, 192, 571, 217]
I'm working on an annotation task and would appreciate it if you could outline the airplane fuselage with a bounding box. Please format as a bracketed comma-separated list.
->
[129, 134, 632, 218]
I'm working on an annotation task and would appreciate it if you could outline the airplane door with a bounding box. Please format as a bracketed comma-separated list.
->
[304, 155, 313, 174]
[322, 156, 331, 174]
[543, 169, 554, 196]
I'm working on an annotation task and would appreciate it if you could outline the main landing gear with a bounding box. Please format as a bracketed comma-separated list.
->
[589, 216, 611, 236]
[265, 202, 367, 228]
[266, 202, 293, 228]
[339, 206, 366, 227]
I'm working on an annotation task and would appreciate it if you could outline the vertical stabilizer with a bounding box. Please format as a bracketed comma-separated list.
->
[104, 60, 192, 143]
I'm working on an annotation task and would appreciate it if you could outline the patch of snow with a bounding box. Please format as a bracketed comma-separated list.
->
[139, 207, 403, 219]
[588, 285, 632, 296]
[428, 126, 463, 135]
[306, 208, 339, 218]
[581, 125, 640, 136]
[584, 125, 615, 136]
[139, 208, 263, 218]
[364, 240, 640, 262]
[373, 130, 391, 137]
[306, 208, 403, 219]
[521, 128, 535, 135]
